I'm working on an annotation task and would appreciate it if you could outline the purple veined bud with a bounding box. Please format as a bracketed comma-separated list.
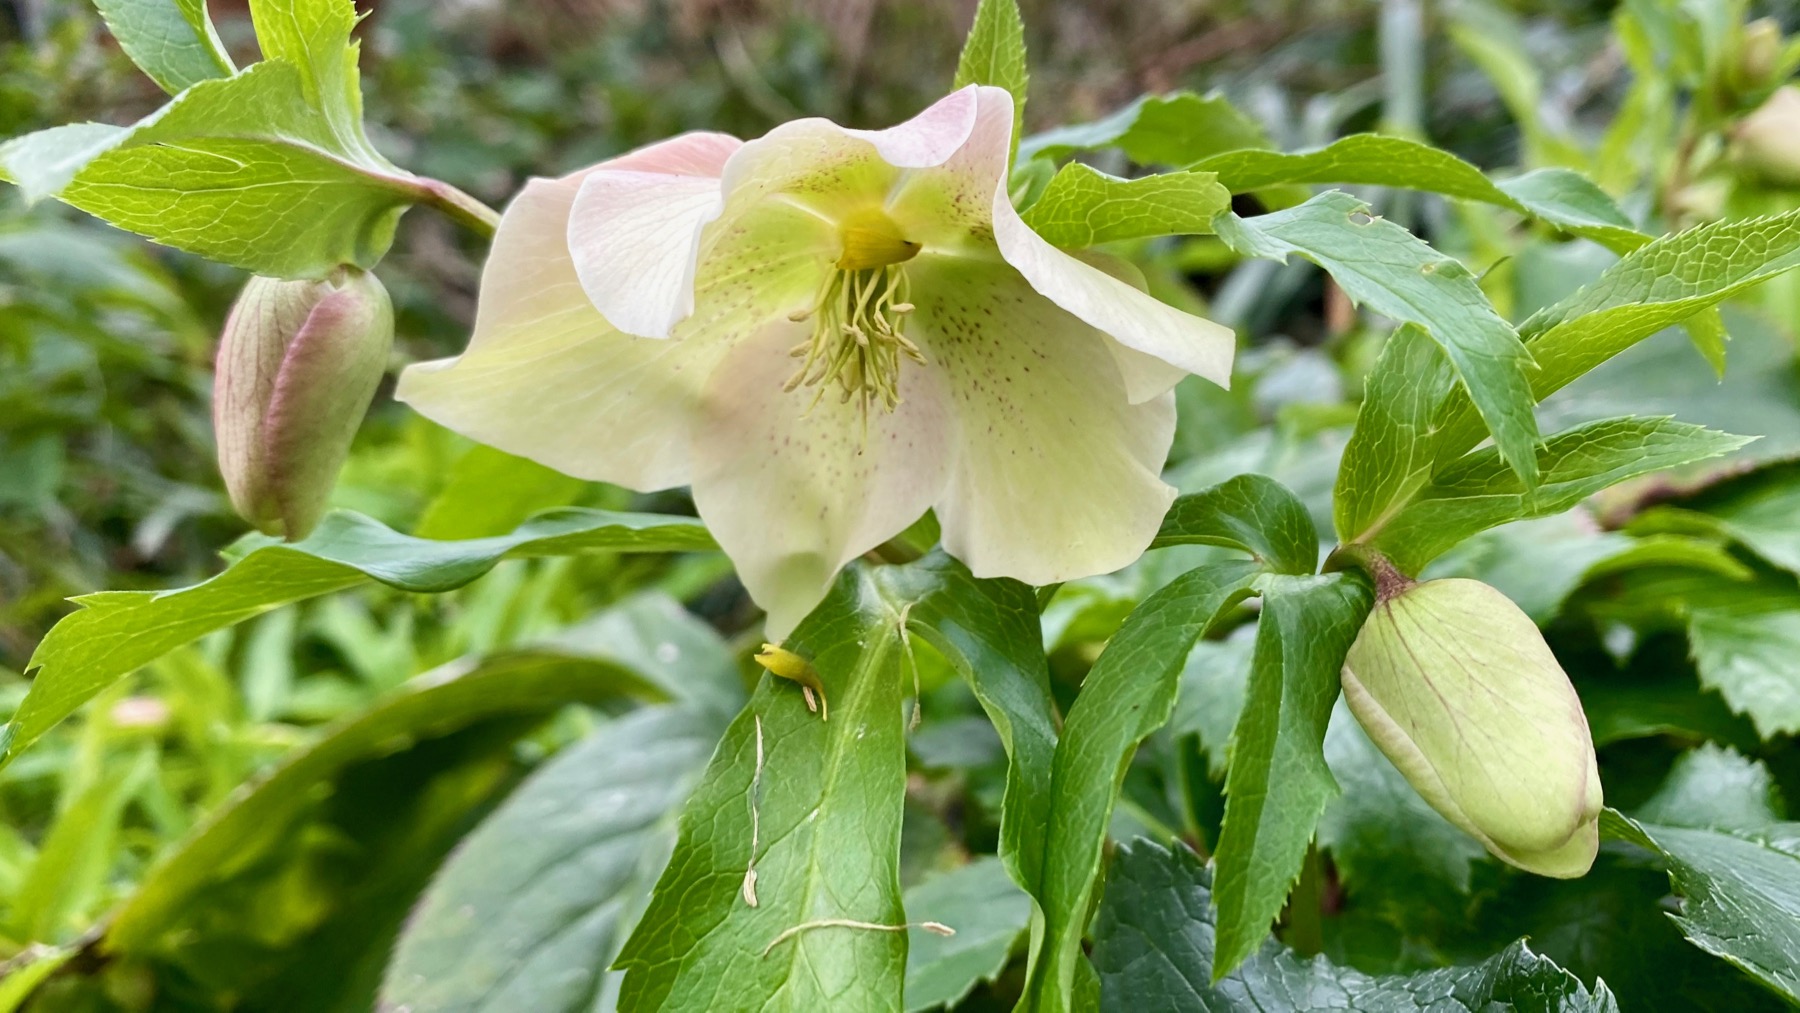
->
[1341, 574, 1603, 879]
[214, 269, 394, 539]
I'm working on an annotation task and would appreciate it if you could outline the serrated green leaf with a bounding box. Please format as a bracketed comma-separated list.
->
[1368, 417, 1752, 574]
[380, 704, 730, 1013]
[1019, 91, 1273, 167]
[1689, 597, 1800, 739]
[1090, 840, 1619, 1012]
[1215, 192, 1540, 487]
[1682, 466, 1800, 578]
[1023, 559, 1261, 1012]
[1192, 136, 1647, 253]
[1636, 745, 1785, 832]
[1604, 810, 1800, 1005]
[1, 59, 418, 277]
[1212, 570, 1373, 980]
[1334, 325, 1457, 544]
[5, 507, 712, 767]
[1020, 165, 1229, 246]
[873, 552, 1056, 977]
[615, 566, 909, 1012]
[1319, 702, 1487, 900]
[953, 0, 1026, 153]
[107, 651, 660, 953]
[1432, 212, 1800, 467]
[247, 0, 384, 164]
[1153, 473, 1319, 575]
[901, 857, 1032, 1012]
[92, 0, 234, 94]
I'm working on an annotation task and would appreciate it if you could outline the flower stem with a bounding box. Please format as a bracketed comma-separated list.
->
[412, 178, 502, 240]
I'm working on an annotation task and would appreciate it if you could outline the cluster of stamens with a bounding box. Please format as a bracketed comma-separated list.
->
[786, 264, 924, 417]
[784, 210, 926, 421]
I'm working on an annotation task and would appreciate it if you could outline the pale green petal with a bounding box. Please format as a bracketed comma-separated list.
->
[690, 320, 955, 638]
[910, 254, 1178, 586]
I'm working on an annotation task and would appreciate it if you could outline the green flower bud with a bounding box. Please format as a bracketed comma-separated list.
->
[1726, 18, 1783, 100]
[1341, 575, 1601, 878]
[214, 270, 393, 539]
[1732, 86, 1800, 187]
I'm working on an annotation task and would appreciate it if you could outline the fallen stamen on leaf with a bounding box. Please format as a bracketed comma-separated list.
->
[755, 643, 829, 721]
[760, 918, 954, 956]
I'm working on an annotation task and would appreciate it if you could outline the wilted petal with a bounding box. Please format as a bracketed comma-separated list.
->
[911, 255, 1178, 585]
[398, 173, 823, 490]
[690, 319, 955, 638]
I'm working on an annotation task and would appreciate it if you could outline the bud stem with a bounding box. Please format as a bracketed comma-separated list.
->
[412, 178, 503, 240]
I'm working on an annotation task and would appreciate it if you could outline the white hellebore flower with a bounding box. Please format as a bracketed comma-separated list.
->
[397, 86, 1234, 635]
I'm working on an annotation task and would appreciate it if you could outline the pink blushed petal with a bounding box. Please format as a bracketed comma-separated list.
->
[689, 320, 956, 639]
[398, 171, 823, 492]
[593, 131, 743, 177]
[570, 171, 724, 338]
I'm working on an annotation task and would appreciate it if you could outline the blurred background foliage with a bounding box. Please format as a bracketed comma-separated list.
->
[5, 0, 1800, 1010]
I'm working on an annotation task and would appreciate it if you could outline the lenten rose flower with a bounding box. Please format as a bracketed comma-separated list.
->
[396, 85, 1234, 636]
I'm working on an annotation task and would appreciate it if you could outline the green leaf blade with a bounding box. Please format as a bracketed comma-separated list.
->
[953, 0, 1027, 154]
[1371, 417, 1752, 573]
[1020, 165, 1229, 246]
[615, 568, 910, 1012]
[1154, 473, 1319, 574]
[1211, 571, 1373, 979]
[92, 0, 235, 94]
[1215, 192, 1541, 488]
[5, 508, 712, 767]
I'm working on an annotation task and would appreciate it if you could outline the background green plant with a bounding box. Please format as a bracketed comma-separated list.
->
[4, 0, 1800, 1011]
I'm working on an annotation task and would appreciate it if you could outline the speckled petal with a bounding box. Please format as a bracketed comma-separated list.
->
[925, 86, 1237, 388]
[690, 319, 955, 638]
[910, 254, 1178, 586]
[397, 168, 826, 490]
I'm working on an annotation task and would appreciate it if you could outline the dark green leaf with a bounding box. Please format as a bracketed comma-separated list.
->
[1605, 811, 1800, 1005]
[615, 566, 910, 1011]
[1023, 560, 1261, 1012]
[1212, 571, 1373, 978]
[1153, 473, 1319, 575]
[1431, 212, 1800, 466]
[901, 858, 1032, 1012]
[1635, 744, 1785, 832]
[92, 0, 235, 94]
[380, 705, 729, 1013]
[874, 552, 1056, 967]
[1021, 165, 1230, 246]
[1215, 192, 1539, 487]
[4, 508, 711, 767]
[1090, 840, 1619, 1012]
[1369, 417, 1751, 574]
[1689, 597, 1800, 739]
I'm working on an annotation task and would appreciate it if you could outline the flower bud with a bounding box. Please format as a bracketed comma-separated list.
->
[1726, 18, 1783, 100]
[214, 270, 393, 539]
[1341, 576, 1601, 878]
[1733, 86, 1800, 187]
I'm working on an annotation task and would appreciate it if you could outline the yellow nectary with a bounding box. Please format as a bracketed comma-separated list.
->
[1341, 576, 1602, 878]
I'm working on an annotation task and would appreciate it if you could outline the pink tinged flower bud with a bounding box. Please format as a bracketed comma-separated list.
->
[1733, 85, 1800, 187]
[214, 270, 393, 539]
[1341, 576, 1602, 878]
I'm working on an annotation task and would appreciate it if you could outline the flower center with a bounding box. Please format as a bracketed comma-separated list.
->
[785, 211, 924, 418]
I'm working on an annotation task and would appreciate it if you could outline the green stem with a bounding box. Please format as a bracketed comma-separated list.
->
[412, 178, 503, 240]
